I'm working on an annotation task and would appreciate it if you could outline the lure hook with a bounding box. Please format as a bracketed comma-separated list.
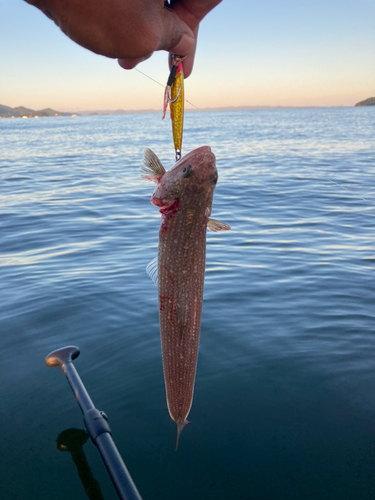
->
[167, 84, 181, 103]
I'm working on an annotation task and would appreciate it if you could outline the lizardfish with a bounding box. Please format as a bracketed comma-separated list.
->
[142, 146, 230, 448]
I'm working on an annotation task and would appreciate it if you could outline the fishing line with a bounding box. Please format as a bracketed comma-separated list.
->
[135, 67, 372, 206]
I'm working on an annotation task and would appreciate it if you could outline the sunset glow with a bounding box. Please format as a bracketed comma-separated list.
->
[1, 0, 374, 112]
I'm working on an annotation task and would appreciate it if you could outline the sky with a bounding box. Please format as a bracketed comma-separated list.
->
[1, 0, 374, 111]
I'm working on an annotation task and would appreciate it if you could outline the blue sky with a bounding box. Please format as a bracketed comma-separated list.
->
[1, 0, 374, 111]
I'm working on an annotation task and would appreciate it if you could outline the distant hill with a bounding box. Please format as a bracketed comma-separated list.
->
[355, 97, 375, 107]
[0, 104, 77, 118]
[12, 106, 35, 115]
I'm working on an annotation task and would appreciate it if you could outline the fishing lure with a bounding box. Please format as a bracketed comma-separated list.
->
[162, 55, 184, 161]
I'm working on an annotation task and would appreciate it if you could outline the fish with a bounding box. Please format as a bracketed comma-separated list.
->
[142, 146, 230, 448]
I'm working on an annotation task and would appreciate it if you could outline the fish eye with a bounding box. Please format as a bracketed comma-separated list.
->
[182, 164, 194, 178]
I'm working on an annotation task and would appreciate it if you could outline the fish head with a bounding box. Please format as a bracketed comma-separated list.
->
[151, 146, 218, 210]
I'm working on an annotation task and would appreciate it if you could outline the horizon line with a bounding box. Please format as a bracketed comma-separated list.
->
[1, 102, 367, 119]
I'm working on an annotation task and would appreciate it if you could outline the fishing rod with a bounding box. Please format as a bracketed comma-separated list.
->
[45, 346, 142, 500]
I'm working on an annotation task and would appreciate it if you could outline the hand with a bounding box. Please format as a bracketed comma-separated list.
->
[25, 0, 222, 78]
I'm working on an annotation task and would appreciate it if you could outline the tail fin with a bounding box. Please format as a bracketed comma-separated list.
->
[175, 420, 189, 451]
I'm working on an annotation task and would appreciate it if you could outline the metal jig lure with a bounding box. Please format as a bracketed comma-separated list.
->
[162, 55, 185, 161]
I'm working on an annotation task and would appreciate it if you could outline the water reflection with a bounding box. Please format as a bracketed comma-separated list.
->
[56, 429, 104, 500]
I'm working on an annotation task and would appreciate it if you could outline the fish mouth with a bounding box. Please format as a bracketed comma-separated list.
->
[198, 146, 212, 153]
[192, 151, 217, 184]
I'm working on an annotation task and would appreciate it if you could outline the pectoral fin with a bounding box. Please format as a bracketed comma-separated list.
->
[207, 218, 231, 232]
[146, 257, 158, 286]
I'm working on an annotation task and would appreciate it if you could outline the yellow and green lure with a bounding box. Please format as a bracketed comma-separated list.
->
[162, 55, 184, 161]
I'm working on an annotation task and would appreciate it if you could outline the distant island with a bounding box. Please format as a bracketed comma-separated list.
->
[355, 97, 375, 107]
[0, 104, 78, 118]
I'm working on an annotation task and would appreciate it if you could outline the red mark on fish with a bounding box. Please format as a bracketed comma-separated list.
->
[142, 146, 230, 449]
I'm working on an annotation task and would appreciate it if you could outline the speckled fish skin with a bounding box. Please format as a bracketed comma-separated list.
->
[147, 146, 219, 445]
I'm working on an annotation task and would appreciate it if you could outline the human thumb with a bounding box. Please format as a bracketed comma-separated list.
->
[157, 8, 196, 58]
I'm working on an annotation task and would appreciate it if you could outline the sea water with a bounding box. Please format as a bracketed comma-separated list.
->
[1, 108, 374, 499]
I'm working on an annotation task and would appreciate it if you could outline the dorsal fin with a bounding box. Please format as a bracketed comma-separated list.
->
[141, 148, 166, 182]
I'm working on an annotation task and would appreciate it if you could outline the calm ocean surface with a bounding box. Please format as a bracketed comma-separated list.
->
[1, 108, 374, 499]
